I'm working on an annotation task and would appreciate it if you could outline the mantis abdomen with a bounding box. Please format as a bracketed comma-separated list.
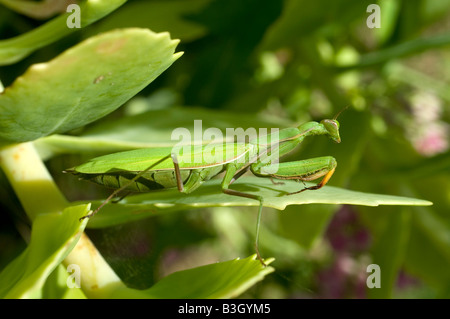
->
[75, 164, 226, 193]
[78, 170, 191, 192]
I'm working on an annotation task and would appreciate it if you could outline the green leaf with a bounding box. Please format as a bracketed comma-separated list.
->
[0, 0, 127, 65]
[78, 176, 432, 229]
[0, 204, 90, 299]
[110, 255, 274, 298]
[0, 28, 182, 143]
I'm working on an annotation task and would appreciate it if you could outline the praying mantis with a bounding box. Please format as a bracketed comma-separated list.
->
[66, 112, 343, 266]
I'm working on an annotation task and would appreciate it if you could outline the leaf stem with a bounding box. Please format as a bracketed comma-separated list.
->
[63, 233, 127, 299]
[0, 142, 67, 221]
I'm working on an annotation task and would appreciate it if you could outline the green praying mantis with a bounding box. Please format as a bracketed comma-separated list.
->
[66, 111, 344, 266]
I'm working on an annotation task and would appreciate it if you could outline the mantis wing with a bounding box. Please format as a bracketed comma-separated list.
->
[68, 143, 253, 174]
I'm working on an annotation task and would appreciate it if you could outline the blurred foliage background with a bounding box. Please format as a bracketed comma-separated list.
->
[1, 0, 449, 298]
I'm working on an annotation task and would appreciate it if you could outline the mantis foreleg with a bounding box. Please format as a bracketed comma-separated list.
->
[251, 156, 337, 195]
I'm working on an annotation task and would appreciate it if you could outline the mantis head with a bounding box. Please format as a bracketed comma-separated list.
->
[321, 119, 341, 143]
[321, 106, 347, 143]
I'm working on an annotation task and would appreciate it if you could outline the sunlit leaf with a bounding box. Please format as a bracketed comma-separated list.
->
[0, 28, 182, 143]
[110, 255, 274, 299]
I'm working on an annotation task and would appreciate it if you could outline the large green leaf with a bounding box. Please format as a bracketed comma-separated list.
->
[0, 28, 182, 143]
[0, 204, 90, 299]
[110, 255, 274, 299]
[77, 177, 432, 229]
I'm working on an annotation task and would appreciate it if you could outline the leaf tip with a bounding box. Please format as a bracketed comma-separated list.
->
[171, 38, 181, 46]
[173, 51, 184, 60]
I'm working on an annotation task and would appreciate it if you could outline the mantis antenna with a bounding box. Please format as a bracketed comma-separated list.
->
[333, 106, 350, 120]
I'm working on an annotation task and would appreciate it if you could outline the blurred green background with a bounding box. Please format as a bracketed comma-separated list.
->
[1, 0, 449, 298]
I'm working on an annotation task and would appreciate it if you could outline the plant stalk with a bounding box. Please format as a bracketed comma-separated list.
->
[0, 142, 67, 221]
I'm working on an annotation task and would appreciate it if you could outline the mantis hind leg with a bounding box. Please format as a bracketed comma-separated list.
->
[171, 153, 185, 192]
[222, 164, 267, 266]
[222, 188, 266, 266]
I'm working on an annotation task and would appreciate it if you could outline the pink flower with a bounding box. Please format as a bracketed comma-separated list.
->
[413, 123, 448, 156]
